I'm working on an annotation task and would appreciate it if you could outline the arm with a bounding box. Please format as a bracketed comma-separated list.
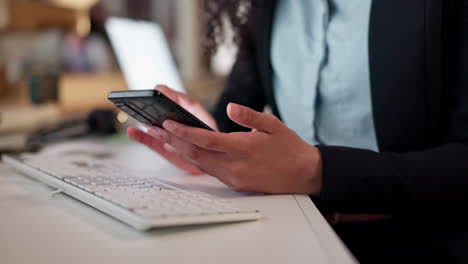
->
[317, 144, 468, 214]
[130, 1, 468, 215]
[316, 0, 468, 214]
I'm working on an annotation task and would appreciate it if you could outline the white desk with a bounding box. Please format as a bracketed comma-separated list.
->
[0, 139, 356, 264]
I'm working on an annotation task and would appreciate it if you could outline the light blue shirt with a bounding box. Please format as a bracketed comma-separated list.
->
[271, 0, 379, 151]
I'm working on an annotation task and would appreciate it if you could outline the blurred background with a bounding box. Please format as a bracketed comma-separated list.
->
[0, 0, 237, 153]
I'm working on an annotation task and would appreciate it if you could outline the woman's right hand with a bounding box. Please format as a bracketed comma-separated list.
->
[127, 85, 219, 175]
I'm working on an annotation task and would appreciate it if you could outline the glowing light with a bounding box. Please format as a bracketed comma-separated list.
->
[117, 111, 128, 123]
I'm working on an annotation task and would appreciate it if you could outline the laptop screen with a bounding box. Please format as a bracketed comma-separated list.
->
[105, 17, 185, 93]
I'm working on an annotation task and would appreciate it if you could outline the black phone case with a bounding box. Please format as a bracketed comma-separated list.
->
[108, 90, 214, 131]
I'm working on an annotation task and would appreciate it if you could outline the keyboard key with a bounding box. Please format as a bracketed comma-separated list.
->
[16, 155, 261, 227]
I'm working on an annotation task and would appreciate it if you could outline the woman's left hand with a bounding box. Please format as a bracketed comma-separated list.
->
[146, 102, 323, 195]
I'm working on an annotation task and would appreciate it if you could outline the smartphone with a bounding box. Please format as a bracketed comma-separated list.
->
[108, 90, 214, 131]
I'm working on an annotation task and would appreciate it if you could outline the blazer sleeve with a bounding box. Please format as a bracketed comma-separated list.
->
[316, 1, 468, 214]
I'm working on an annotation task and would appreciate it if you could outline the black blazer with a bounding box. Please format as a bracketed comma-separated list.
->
[213, 0, 468, 261]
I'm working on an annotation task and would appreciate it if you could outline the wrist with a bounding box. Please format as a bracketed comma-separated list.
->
[300, 145, 323, 195]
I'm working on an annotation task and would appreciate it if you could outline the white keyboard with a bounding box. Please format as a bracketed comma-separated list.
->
[3, 154, 261, 230]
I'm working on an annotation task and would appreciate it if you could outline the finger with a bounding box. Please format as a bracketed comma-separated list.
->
[127, 127, 202, 175]
[227, 103, 282, 134]
[144, 125, 234, 175]
[162, 140, 229, 169]
[155, 85, 218, 131]
[162, 120, 240, 152]
[155, 84, 197, 110]
[154, 85, 186, 104]
[146, 125, 229, 165]
[162, 142, 236, 184]
[144, 126, 242, 188]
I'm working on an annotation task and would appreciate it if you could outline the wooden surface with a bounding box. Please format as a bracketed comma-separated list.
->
[41, 0, 99, 10]
[0, 0, 93, 34]
[0, 69, 7, 97]
[58, 73, 128, 113]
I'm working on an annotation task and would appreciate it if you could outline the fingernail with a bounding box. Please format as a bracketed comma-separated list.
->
[227, 103, 240, 118]
[163, 120, 176, 131]
[228, 103, 238, 111]
[163, 143, 176, 153]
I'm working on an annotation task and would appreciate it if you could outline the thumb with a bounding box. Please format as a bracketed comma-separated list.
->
[155, 84, 185, 104]
[227, 103, 281, 133]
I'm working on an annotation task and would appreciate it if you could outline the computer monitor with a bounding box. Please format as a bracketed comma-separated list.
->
[105, 17, 185, 93]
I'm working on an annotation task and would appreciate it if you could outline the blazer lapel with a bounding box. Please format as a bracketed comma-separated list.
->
[369, 0, 429, 151]
[257, 0, 280, 117]
[260, 0, 440, 152]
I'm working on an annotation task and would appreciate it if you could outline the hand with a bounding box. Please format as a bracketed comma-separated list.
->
[127, 85, 218, 175]
[153, 102, 323, 195]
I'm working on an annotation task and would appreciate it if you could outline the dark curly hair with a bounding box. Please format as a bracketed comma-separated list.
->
[202, 0, 252, 58]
